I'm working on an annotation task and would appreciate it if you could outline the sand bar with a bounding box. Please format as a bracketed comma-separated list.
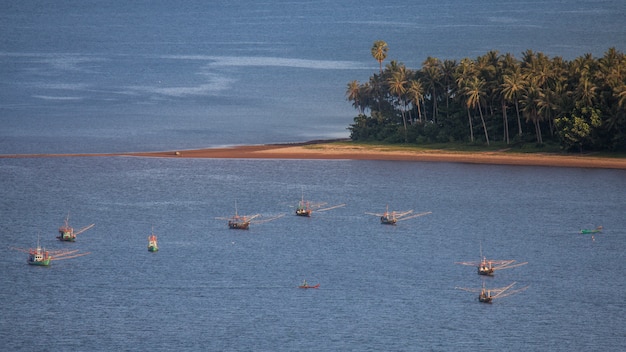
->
[3, 141, 626, 170]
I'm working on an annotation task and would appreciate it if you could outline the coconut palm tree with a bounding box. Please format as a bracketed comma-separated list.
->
[388, 70, 409, 140]
[407, 80, 425, 123]
[346, 80, 363, 114]
[520, 81, 543, 144]
[575, 77, 598, 108]
[371, 40, 389, 74]
[441, 59, 458, 120]
[456, 58, 477, 142]
[617, 84, 626, 108]
[464, 76, 490, 145]
[421, 57, 442, 123]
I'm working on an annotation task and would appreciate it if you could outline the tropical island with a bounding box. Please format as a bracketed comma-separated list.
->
[3, 42, 625, 169]
[347, 41, 626, 153]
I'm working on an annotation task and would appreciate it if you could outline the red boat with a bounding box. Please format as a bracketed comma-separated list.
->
[298, 280, 320, 289]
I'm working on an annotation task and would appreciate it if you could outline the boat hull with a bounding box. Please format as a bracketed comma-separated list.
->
[228, 221, 250, 230]
[295, 209, 312, 217]
[478, 268, 495, 276]
[381, 217, 397, 225]
[298, 284, 320, 289]
[28, 258, 51, 266]
[57, 235, 76, 242]
[580, 229, 600, 234]
[148, 246, 158, 252]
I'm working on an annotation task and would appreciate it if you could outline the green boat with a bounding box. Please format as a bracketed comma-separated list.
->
[580, 226, 603, 234]
[28, 245, 51, 266]
[148, 232, 159, 252]
[12, 236, 90, 266]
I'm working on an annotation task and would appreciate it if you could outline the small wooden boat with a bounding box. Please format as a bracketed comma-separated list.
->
[218, 201, 284, 230]
[57, 213, 95, 242]
[478, 289, 493, 303]
[366, 205, 431, 225]
[298, 280, 320, 289]
[294, 192, 345, 217]
[457, 281, 529, 304]
[295, 199, 312, 217]
[228, 215, 251, 229]
[457, 245, 527, 277]
[148, 230, 159, 252]
[380, 213, 397, 225]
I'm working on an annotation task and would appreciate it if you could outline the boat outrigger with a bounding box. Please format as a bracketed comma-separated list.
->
[57, 213, 95, 242]
[148, 230, 158, 252]
[456, 246, 527, 276]
[366, 205, 431, 225]
[294, 192, 345, 217]
[12, 237, 91, 266]
[457, 281, 529, 304]
[217, 201, 284, 230]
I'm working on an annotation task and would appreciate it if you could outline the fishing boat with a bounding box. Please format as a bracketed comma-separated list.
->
[580, 226, 602, 234]
[457, 282, 529, 304]
[12, 237, 90, 266]
[366, 205, 431, 225]
[459, 257, 527, 276]
[217, 201, 284, 230]
[148, 230, 158, 252]
[223, 201, 255, 229]
[28, 241, 51, 266]
[298, 280, 320, 289]
[228, 215, 252, 229]
[456, 245, 528, 276]
[295, 198, 312, 217]
[478, 288, 493, 303]
[294, 192, 345, 217]
[57, 213, 95, 242]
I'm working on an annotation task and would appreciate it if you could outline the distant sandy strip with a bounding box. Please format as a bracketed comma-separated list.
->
[3, 141, 626, 170]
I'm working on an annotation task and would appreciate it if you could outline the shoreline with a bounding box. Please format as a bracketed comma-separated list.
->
[2, 141, 626, 170]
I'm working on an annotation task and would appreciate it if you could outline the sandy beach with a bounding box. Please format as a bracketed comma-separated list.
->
[5, 141, 624, 170]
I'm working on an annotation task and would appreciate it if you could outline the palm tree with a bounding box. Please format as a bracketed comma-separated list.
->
[407, 80, 425, 123]
[441, 59, 458, 120]
[346, 80, 363, 114]
[465, 76, 490, 145]
[617, 84, 626, 109]
[501, 70, 527, 136]
[422, 57, 442, 123]
[388, 70, 409, 140]
[456, 58, 477, 142]
[575, 77, 598, 108]
[371, 40, 389, 74]
[520, 81, 543, 144]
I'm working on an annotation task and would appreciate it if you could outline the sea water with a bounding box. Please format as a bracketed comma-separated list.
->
[1, 0, 625, 154]
[1, 157, 625, 351]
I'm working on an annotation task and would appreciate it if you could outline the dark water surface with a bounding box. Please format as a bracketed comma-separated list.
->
[1, 157, 625, 351]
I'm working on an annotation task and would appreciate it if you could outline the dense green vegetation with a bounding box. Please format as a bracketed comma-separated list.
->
[346, 42, 626, 152]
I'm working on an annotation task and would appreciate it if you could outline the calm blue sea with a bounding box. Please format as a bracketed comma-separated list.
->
[1, 1, 626, 351]
[1, 158, 625, 351]
[1, 0, 625, 154]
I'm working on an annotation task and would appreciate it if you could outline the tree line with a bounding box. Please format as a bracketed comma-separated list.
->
[346, 41, 626, 152]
